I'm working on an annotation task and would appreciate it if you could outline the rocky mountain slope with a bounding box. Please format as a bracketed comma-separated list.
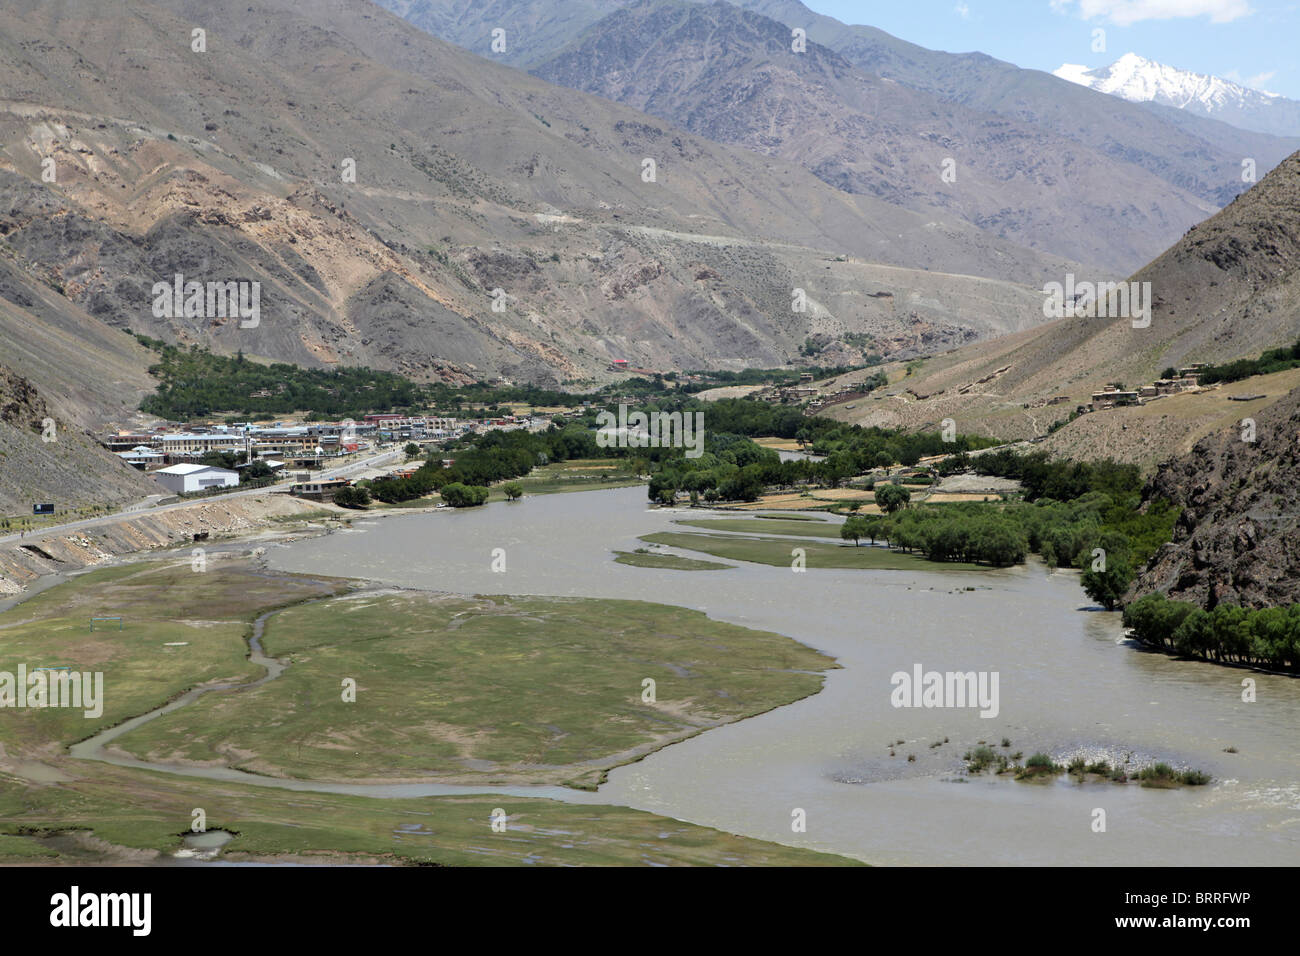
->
[735, 0, 1300, 210]
[0, 364, 158, 515]
[382, 0, 1300, 266]
[0, 0, 1077, 399]
[826, 149, 1300, 465]
[0, 250, 161, 514]
[1055, 54, 1300, 139]
[1132, 384, 1300, 609]
[530, 0, 1215, 272]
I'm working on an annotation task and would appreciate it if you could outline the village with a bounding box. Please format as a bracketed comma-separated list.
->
[1084, 364, 1208, 410]
[97, 410, 559, 502]
[81, 362, 1217, 510]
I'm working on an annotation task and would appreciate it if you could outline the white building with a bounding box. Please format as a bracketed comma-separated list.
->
[153, 463, 239, 494]
[157, 432, 246, 457]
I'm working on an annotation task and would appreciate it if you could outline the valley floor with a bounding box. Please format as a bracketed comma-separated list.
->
[0, 553, 852, 866]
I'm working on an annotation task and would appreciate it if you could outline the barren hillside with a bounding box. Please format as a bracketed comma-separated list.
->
[0, 0, 1078, 390]
[829, 150, 1300, 466]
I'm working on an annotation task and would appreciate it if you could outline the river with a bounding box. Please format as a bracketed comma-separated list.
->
[258, 486, 1298, 865]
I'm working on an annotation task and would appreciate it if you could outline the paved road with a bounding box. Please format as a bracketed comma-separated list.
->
[0, 447, 403, 547]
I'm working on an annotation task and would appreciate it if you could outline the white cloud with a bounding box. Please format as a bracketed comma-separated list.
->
[955, 1, 972, 18]
[1052, 0, 1252, 25]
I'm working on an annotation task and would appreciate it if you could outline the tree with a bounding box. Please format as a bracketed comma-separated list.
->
[1079, 551, 1133, 611]
[240, 460, 273, 483]
[404, 442, 421, 460]
[974, 521, 1028, 567]
[1172, 608, 1215, 659]
[874, 482, 911, 514]
[656, 486, 677, 506]
[200, 450, 243, 470]
[862, 516, 883, 545]
[718, 470, 764, 502]
[440, 483, 489, 507]
[502, 481, 524, 501]
[840, 516, 869, 546]
[333, 485, 370, 509]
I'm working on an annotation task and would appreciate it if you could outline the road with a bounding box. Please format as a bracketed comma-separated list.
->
[0, 447, 403, 547]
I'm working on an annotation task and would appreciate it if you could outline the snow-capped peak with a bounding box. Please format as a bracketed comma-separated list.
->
[1056, 53, 1272, 110]
[1052, 53, 1300, 137]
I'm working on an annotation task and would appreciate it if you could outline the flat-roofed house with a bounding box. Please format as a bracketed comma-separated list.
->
[158, 432, 245, 459]
[289, 478, 350, 501]
[117, 446, 164, 469]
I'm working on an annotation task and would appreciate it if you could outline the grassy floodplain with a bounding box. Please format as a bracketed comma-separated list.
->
[0, 560, 347, 752]
[613, 551, 734, 570]
[0, 762, 855, 866]
[0, 555, 853, 865]
[675, 517, 843, 539]
[115, 589, 835, 787]
[640, 530, 983, 572]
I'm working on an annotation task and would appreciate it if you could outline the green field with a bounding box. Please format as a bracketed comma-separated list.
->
[0, 560, 347, 751]
[0, 555, 855, 865]
[613, 550, 734, 571]
[0, 763, 855, 866]
[501, 459, 644, 498]
[640, 531, 982, 572]
[676, 518, 843, 539]
[113, 590, 832, 787]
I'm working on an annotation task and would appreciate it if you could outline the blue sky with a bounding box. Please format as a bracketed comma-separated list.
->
[803, 0, 1300, 98]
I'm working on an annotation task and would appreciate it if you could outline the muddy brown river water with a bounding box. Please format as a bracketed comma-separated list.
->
[251, 486, 1300, 865]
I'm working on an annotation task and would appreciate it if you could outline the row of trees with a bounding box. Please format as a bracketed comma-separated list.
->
[839, 508, 1027, 567]
[138, 341, 422, 419]
[367, 422, 645, 504]
[1123, 593, 1300, 672]
[834, 452, 1177, 595]
[808, 423, 999, 472]
[333, 485, 371, 509]
[941, 450, 1179, 608]
[646, 420, 996, 505]
[196, 450, 276, 484]
[1195, 337, 1300, 386]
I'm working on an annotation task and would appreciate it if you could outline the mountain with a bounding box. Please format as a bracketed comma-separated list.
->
[0, 233, 162, 514]
[381, 0, 1300, 265]
[0, 364, 159, 516]
[1132, 384, 1300, 609]
[372, 0, 613, 67]
[826, 149, 1300, 467]
[1054, 54, 1300, 139]
[754, 0, 1300, 210]
[530, 0, 1216, 273]
[0, 0, 1078, 401]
